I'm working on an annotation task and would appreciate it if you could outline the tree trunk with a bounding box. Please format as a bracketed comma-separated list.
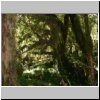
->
[83, 14, 95, 85]
[50, 15, 71, 85]
[86, 53, 95, 85]
[70, 14, 95, 85]
[2, 14, 17, 86]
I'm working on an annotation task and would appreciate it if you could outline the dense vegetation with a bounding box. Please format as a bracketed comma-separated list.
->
[2, 14, 98, 86]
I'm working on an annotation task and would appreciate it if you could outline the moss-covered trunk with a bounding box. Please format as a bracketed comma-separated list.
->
[50, 15, 71, 85]
[70, 14, 95, 85]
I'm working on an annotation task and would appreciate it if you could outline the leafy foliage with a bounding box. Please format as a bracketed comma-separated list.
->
[15, 14, 98, 86]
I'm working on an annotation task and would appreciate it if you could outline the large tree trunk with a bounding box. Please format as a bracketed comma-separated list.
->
[83, 14, 95, 85]
[70, 14, 95, 85]
[2, 14, 17, 86]
[50, 15, 71, 85]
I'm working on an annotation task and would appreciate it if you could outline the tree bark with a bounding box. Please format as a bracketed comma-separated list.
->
[70, 14, 95, 85]
[2, 14, 17, 86]
[83, 14, 95, 85]
[50, 15, 71, 85]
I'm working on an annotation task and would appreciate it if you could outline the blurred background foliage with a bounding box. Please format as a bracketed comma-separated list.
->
[15, 14, 98, 86]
